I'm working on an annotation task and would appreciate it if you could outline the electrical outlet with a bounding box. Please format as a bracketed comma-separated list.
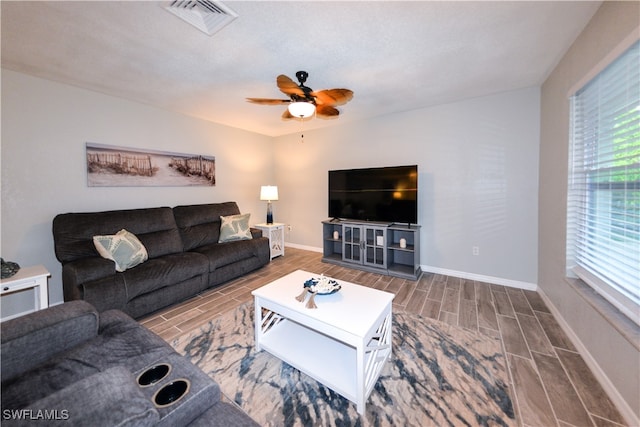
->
[472, 246, 480, 256]
[287, 224, 292, 232]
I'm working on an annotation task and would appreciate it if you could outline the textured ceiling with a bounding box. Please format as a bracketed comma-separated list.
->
[1, 1, 601, 137]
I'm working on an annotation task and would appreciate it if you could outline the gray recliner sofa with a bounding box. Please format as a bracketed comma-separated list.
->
[0, 300, 258, 426]
[53, 202, 270, 319]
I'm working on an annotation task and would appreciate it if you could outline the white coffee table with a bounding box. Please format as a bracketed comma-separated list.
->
[252, 269, 394, 414]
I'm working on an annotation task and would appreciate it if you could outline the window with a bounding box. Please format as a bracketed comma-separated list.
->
[567, 40, 640, 323]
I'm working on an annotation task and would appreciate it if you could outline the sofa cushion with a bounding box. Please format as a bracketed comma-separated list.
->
[121, 252, 208, 302]
[192, 239, 264, 271]
[6, 367, 160, 427]
[53, 207, 182, 263]
[93, 229, 148, 272]
[173, 202, 241, 251]
[218, 213, 252, 243]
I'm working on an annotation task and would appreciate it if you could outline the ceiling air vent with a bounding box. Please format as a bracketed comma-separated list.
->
[165, 1, 238, 36]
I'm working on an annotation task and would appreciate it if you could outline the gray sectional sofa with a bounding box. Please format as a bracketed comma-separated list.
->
[53, 202, 270, 319]
[1, 300, 259, 426]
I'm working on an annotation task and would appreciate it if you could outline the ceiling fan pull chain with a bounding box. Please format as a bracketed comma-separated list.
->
[299, 105, 317, 142]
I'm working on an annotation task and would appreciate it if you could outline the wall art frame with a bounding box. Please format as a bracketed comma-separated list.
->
[86, 142, 215, 187]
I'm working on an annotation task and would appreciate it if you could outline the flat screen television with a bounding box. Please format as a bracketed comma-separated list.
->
[328, 165, 418, 224]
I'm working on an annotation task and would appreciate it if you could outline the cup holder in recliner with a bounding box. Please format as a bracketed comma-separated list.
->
[152, 379, 191, 408]
[137, 363, 172, 387]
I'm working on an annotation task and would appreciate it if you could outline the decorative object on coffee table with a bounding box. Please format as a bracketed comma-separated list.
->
[297, 275, 341, 308]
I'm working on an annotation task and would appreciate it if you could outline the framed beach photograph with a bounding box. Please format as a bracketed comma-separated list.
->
[86, 142, 215, 187]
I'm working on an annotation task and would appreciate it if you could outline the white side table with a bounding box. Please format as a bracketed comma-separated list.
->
[1, 265, 50, 321]
[254, 223, 285, 260]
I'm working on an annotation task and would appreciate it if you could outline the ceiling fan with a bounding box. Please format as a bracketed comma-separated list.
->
[247, 71, 354, 120]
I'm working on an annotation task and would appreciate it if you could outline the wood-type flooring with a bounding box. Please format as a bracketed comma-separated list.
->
[142, 248, 627, 427]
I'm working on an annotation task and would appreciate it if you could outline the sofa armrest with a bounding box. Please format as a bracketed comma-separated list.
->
[5, 366, 159, 427]
[250, 227, 263, 239]
[62, 257, 117, 301]
[1, 301, 99, 382]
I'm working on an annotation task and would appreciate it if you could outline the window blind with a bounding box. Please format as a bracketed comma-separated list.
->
[567, 40, 640, 323]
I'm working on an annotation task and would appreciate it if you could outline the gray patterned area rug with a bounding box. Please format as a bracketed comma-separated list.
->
[170, 303, 515, 427]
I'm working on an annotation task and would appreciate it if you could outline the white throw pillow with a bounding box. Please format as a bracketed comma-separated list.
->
[218, 213, 252, 243]
[93, 229, 148, 272]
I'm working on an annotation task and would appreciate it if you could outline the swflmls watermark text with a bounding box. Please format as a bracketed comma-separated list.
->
[3, 409, 69, 421]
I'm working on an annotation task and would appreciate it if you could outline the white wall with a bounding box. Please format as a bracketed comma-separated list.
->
[273, 87, 540, 287]
[1, 70, 273, 316]
[539, 2, 640, 422]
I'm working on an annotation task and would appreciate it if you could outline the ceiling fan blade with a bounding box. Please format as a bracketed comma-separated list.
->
[312, 89, 354, 107]
[316, 105, 340, 117]
[246, 98, 290, 105]
[277, 75, 305, 97]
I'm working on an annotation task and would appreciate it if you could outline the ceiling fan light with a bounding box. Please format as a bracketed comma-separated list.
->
[288, 102, 316, 118]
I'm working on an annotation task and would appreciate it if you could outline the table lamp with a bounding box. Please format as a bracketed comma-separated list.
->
[260, 185, 279, 224]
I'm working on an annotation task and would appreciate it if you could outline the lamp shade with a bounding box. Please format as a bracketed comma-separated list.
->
[260, 185, 279, 201]
[288, 102, 315, 118]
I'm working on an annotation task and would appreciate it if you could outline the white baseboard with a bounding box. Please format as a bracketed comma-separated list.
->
[284, 243, 322, 253]
[536, 287, 639, 427]
[283, 247, 537, 290]
[421, 265, 537, 291]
